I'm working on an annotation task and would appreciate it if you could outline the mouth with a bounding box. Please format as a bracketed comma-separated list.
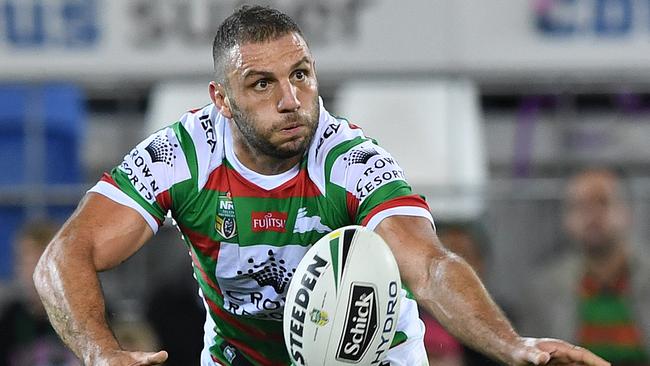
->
[280, 123, 305, 134]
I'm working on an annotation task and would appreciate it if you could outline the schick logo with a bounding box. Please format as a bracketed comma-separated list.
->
[336, 283, 378, 362]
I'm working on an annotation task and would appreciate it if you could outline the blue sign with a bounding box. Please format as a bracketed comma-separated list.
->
[2, 0, 99, 48]
[534, 0, 634, 37]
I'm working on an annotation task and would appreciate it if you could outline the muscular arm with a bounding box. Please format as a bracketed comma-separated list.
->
[375, 215, 524, 363]
[33, 193, 167, 365]
[375, 215, 608, 366]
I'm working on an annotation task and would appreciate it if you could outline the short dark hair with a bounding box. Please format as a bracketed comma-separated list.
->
[212, 5, 304, 83]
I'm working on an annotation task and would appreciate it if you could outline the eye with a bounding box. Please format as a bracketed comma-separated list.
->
[253, 79, 269, 91]
[294, 70, 307, 81]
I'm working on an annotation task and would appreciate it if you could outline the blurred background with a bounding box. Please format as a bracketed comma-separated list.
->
[2, 0, 650, 365]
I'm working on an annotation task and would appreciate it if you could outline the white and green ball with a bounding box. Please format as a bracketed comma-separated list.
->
[283, 225, 402, 366]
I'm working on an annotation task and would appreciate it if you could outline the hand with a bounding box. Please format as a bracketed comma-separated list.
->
[90, 350, 168, 366]
[510, 337, 610, 366]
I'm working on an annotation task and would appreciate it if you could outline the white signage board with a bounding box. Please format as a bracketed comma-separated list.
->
[2, 0, 650, 81]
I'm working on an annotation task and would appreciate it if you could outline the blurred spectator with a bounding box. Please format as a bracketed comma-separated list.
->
[420, 221, 503, 366]
[146, 272, 205, 366]
[523, 168, 650, 366]
[0, 219, 80, 366]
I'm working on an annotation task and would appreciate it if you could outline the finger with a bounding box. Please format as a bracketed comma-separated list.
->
[565, 346, 609, 366]
[144, 350, 168, 365]
[537, 340, 610, 366]
[524, 349, 550, 365]
[128, 350, 169, 365]
[513, 341, 550, 365]
[558, 344, 609, 365]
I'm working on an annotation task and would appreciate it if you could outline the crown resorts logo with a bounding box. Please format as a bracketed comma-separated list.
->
[145, 135, 177, 166]
[343, 147, 379, 166]
[237, 249, 296, 294]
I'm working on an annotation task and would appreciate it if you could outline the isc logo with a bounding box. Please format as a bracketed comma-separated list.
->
[336, 283, 378, 362]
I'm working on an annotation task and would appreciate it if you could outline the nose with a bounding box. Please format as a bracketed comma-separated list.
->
[277, 81, 300, 113]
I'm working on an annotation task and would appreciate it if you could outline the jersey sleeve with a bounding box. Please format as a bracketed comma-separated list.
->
[329, 139, 433, 230]
[88, 125, 192, 233]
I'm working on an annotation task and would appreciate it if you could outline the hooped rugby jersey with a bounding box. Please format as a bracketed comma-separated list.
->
[90, 101, 433, 366]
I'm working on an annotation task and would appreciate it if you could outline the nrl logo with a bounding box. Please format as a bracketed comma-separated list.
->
[310, 308, 329, 326]
[215, 193, 237, 239]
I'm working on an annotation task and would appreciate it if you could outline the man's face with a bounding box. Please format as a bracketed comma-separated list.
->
[563, 172, 629, 255]
[217, 32, 320, 160]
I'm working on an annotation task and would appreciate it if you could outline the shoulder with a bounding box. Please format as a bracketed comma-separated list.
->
[172, 104, 224, 157]
[306, 106, 367, 193]
[164, 104, 226, 190]
[308, 108, 367, 165]
[110, 105, 225, 204]
[307, 104, 408, 196]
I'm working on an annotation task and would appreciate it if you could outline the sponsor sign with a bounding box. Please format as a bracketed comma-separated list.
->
[336, 283, 378, 362]
[216, 244, 306, 321]
[251, 211, 288, 233]
[199, 114, 217, 153]
[118, 131, 186, 203]
[370, 281, 399, 364]
[287, 253, 328, 365]
[8, 1, 650, 80]
[314, 122, 341, 158]
[341, 144, 406, 201]
[144, 135, 177, 166]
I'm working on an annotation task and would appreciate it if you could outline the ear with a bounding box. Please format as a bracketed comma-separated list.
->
[209, 81, 233, 118]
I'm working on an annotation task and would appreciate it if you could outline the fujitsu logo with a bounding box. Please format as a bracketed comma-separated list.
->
[251, 212, 287, 232]
[337, 283, 378, 362]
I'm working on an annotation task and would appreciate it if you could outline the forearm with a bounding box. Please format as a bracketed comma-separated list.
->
[416, 254, 521, 364]
[377, 216, 607, 366]
[34, 237, 120, 365]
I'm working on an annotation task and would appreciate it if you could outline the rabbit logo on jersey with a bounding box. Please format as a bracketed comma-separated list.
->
[215, 244, 307, 320]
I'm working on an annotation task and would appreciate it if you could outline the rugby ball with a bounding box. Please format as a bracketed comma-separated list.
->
[283, 225, 401, 366]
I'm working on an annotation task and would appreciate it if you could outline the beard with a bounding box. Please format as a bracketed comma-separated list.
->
[229, 95, 320, 159]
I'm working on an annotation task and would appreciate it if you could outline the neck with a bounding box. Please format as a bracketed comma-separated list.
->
[584, 241, 629, 286]
[229, 122, 302, 175]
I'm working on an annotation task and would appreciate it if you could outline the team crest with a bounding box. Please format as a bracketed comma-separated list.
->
[216, 193, 237, 239]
